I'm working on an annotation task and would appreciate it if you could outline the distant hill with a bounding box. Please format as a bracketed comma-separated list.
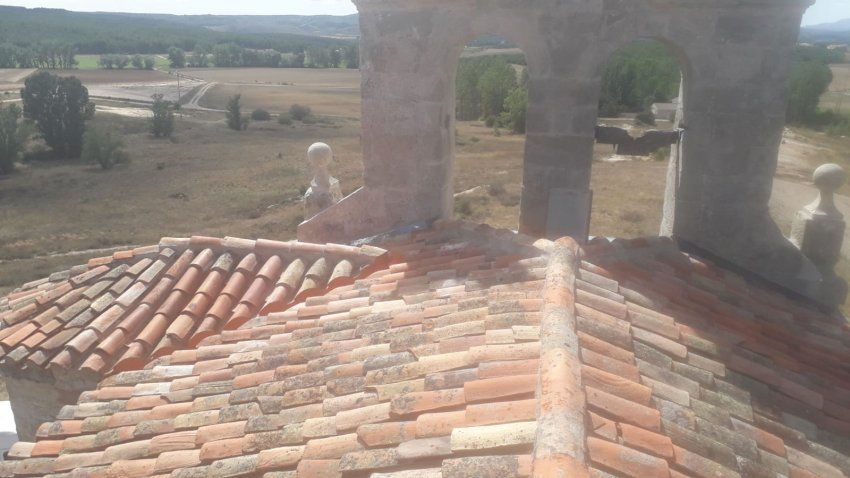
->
[126, 13, 361, 39]
[0, 6, 350, 55]
[801, 18, 850, 43]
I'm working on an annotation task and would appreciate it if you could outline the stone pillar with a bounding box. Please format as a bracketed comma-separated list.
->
[520, 75, 598, 240]
[1, 368, 97, 442]
[790, 164, 848, 307]
[669, 5, 817, 296]
[303, 143, 343, 220]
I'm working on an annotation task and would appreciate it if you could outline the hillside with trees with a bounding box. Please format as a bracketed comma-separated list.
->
[125, 13, 361, 38]
[0, 6, 351, 68]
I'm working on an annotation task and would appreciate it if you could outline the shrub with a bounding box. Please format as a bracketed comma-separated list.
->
[151, 94, 175, 138]
[484, 116, 497, 128]
[635, 110, 656, 126]
[82, 127, 128, 170]
[488, 183, 507, 198]
[455, 196, 475, 218]
[277, 114, 293, 126]
[251, 109, 271, 121]
[826, 117, 850, 137]
[289, 104, 312, 121]
[651, 145, 671, 162]
[619, 210, 645, 224]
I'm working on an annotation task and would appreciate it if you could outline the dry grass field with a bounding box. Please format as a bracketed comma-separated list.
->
[2, 66, 849, 303]
[185, 68, 362, 117]
[52, 69, 173, 85]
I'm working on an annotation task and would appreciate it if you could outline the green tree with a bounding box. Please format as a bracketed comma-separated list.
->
[21, 71, 90, 158]
[329, 48, 342, 68]
[307, 46, 332, 68]
[0, 43, 17, 68]
[151, 94, 175, 138]
[143, 57, 155, 70]
[477, 59, 517, 120]
[168, 47, 186, 68]
[502, 86, 528, 134]
[786, 58, 833, 125]
[343, 44, 359, 69]
[455, 56, 522, 122]
[98, 55, 114, 69]
[82, 126, 127, 170]
[599, 42, 680, 116]
[226, 94, 248, 131]
[131, 54, 144, 69]
[0, 103, 29, 175]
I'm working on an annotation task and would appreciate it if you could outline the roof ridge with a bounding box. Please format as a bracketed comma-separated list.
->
[532, 237, 589, 477]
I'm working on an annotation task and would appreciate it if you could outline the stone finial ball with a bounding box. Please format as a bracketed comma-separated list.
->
[308, 142, 333, 166]
[813, 163, 847, 193]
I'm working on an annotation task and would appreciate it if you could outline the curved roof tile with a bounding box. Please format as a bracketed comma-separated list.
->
[0, 236, 386, 377]
[0, 221, 848, 477]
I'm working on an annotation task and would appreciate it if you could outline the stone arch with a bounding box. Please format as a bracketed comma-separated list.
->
[448, 33, 534, 229]
[589, 35, 690, 238]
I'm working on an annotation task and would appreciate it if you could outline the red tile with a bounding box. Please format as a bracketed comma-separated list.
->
[463, 375, 536, 403]
[585, 386, 660, 431]
[588, 437, 670, 478]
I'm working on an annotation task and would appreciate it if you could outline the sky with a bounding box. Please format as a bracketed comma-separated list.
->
[0, 0, 359, 16]
[803, 0, 850, 25]
[0, 0, 845, 25]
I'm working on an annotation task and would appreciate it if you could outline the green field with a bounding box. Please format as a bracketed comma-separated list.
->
[75, 54, 170, 71]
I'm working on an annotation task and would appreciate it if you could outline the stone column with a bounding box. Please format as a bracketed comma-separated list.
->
[518, 22, 602, 241]
[790, 164, 849, 307]
[520, 76, 598, 240]
[670, 5, 815, 294]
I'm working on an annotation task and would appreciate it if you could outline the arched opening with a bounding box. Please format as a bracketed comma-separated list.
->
[591, 39, 684, 238]
[451, 36, 529, 231]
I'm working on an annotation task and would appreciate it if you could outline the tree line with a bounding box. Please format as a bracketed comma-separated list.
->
[169, 44, 359, 69]
[0, 42, 77, 69]
[456, 56, 529, 134]
[99, 55, 156, 70]
[599, 42, 681, 118]
[454, 42, 681, 134]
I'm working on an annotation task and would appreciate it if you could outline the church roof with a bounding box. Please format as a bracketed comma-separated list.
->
[0, 237, 386, 378]
[0, 221, 848, 477]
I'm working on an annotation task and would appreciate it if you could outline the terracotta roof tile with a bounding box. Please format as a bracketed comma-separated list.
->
[0, 236, 385, 377]
[2, 223, 849, 477]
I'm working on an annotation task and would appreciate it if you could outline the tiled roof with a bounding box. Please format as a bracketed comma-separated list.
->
[575, 236, 850, 478]
[1, 222, 849, 477]
[0, 236, 386, 377]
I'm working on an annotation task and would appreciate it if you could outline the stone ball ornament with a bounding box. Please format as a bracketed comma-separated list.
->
[813, 163, 847, 194]
[308, 142, 333, 170]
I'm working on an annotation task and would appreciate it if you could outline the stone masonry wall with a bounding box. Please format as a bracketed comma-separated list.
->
[299, 0, 824, 303]
[4, 374, 94, 442]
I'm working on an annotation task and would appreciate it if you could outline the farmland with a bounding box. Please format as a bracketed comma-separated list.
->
[74, 54, 171, 71]
[1, 66, 849, 302]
